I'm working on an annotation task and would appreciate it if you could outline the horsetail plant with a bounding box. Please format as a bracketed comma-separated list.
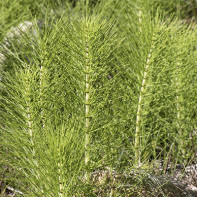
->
[1, 0, 197, 196]
[1, 9, 124, 194]
[0, 16, 85, 196]
[106, 0, 197, 167]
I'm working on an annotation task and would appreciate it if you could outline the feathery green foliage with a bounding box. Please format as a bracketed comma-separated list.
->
[1, 0, 197, 196]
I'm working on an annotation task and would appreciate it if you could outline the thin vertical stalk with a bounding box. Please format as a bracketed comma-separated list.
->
[84, 24, 90, 181]
[25, 71, 39, 181]
[135, 44, 154, 166]
[134, 5, 143, 167]
[109, 188, 114, 197]
[26, 76, 36, 156]
[58, 155, 63, 197]
[138, 10, 142, 32]
[175, 62, 185, 157]
[40, 57, 45, 128]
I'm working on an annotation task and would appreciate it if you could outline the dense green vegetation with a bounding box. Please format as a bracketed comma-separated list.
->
[0, 0, 197, 196]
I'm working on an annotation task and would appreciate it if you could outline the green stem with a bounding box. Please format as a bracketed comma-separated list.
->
[175, 63, 185, 157]
[40, 54, 45, 128]
[138, 10, 142, 32]
[58, 159, 63, 197]
[25, 71, 39, 184]
[85, 25, 90, 181]
[135, 45, 153, 166]
[25, 71, 36, 157]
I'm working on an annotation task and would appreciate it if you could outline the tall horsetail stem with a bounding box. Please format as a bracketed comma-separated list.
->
[58, 160, 63, 197]
[85, 24, 90, 180]
[175, 63, 186, 157]
[138, 10, 142, 32]
[25, 72, 35, 156]
[40, 50, 46, 129]
[135, 45, 153, 166]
